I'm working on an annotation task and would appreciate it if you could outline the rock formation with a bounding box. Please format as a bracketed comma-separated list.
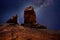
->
[22, 6, 47, 29]
[24, 6, 36, 24]
[6, 6, 46, 29]
[7, 14, 18, 24]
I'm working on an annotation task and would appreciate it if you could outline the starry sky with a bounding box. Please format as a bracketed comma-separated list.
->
[0, 0, 60, 30]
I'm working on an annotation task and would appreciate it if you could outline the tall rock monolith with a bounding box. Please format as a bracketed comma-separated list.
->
[24, 6, 36, 24]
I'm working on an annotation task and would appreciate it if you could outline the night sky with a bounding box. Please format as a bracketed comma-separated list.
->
[0, 0, 60, 30]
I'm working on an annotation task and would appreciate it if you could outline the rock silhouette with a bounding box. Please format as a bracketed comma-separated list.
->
[7, 14, 18, 24]
[24, 6, 36, 24]
[6, 6, 47, 29]
[21, 6, 46, 29]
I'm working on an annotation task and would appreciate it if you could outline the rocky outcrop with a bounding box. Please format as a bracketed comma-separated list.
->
[24, 6, 36, 24]
[7, 14, 18, 24]
[21, 6, 47, 29]
[6, 6, 46, 29]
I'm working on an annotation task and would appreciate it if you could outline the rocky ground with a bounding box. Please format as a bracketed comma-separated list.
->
[0, 24, 60, 40]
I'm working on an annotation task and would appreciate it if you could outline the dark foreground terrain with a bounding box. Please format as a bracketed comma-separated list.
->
[0, 24, 60, 40]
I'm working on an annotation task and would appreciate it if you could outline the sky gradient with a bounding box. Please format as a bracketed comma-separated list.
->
[0, 0, 60, 30]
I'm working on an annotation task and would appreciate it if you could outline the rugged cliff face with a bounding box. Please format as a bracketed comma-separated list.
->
[24, 6, 36, 24]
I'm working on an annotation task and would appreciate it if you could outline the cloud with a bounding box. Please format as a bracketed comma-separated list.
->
[29, 0, 54, 8]
[40, 0, 54, 8]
